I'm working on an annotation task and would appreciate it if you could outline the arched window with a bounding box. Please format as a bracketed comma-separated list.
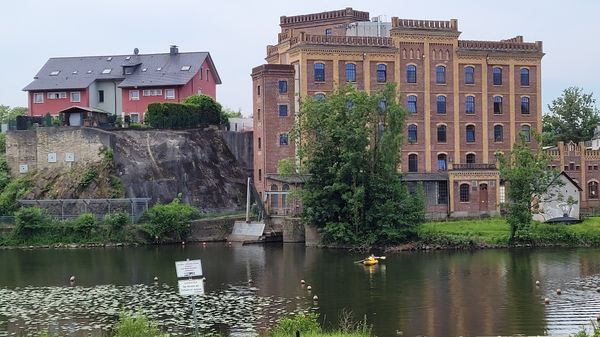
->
[436, 65, 446, 84]
[465, 66, 475, 84]
[407, 95, 417, 113]
[465, 96, 475, 114]
[521, 68, 530, 86]
[493, 67, 502, 85]
[408, 124, 417, 143]
[521, 97, 530, 114]
[407, 65, 417, 83]
[494, 125, 504, 142]
[314, 63, 325, 82]
[270, 184, 279, 209]
[377, 64, 387, 83]
[466, 125, 475, 143]
[408, 154, 418, 172]
[589, 181, 599, 199]
[345, 63, 356, 82]
[493, 96, 503, 114]
[282, 184, 290, 207]
[438, 153, 447, 171]
[437, 125, 447, 143]
[436, 96, 446, 114]
[460, 183, 470, 202]
[315, 93, 326, 101]
[466, 153, 476, 164]
[521, 125, 531, 142]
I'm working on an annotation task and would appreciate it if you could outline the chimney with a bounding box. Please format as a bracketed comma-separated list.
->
[170, 45, 179, 55]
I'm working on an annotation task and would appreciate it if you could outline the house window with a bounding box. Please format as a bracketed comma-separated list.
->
[377, 64, 387, 83]
[494, 125, 504, 142]
[460, 183, 470, 202]
[407, 95, 417, 113]
[465, 66, 475, 84]
[47, 92, 66, 99]
[466, 125, 475, 143]
[34, 93, 44, 103]
[437, 125, 447, 143]
[279, 133, 289, 145]
[98, 90, 104, 103]
[589, 181, 599, 199]
[437, 154, 447, 171]
[129, 90, 139, 100]
[521, 97, 530, 114]
[130, 113, 139, 123]
[438, 181, 449, 204]
[258, 137, 261, 150]
[436, 96, 446, 114]
[257, 109, 261, 120]
[70, 91, 81, 103]
[407, 65, 417, 83]
[493, 96, 503, 114]
[521, 125, 531, 142]
[436, 66, 446, 84]
[465, 96, 475, 114]
[143, 89, 162, 96]
[278, 80, 288, 94]
[282, 184, 290, 207]
[493, 67, 502, 85]
[257, 85, 260, 95]
[258, 169, 262, 181]
[271, 184, 279, 209]
[408, 154, 418, 172]
[279, 105, 288, 117]
[206, 69, 209, 81]
[314, 63, 325, 82]
[165, 89, 175, 99]
[466, 153, 476, 164]
[325, 28, 332, 36]
[315, 93, 326, 101]
[408, 124, 417, 143]
[345, 63, 356, 82]
[499, 184, 506, 203]
[521, 68, 530, 86]
[50, 70, 60, 76]
[102, 68, 112, 74]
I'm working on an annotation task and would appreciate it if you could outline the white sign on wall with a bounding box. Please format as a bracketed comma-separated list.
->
[175, 259, 203, 278]
[19, 164, 28, 173]
[65, 153, 75, 162]
[48, 153, 57, 163]
[178, 279, 205, 296]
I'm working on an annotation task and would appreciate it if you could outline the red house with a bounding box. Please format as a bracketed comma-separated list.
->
[23, 46, 221, 124]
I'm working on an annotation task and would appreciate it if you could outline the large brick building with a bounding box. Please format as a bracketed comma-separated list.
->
[252, 8, 543, 218]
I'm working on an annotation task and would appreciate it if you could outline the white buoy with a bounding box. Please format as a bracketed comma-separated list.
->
[301, 280, 305, 284]
[536, 280, 540, 286]
[69, 276, 76, 282]
[154, 276, 159, 282]
[544, 298, 550, 304]
[556, 289, 562, 295]
[307, 285, 312, 291]
[248, 279, 253, 284]
[313, 295, 318, 301]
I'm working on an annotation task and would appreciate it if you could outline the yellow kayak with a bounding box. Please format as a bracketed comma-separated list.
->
[362, 257, 379, 266]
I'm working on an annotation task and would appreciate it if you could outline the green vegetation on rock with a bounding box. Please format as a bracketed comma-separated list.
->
[141, 197, 200, 242]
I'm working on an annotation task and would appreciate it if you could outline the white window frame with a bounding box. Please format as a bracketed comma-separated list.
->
[165, 89, 175, 99]
[130, 113, 140, 123]
[143, 89, 162, 97]
[129, 90, 140, 101]
[47, 92, 67, 99]
[34, 93, 44, 104]
[70, 91, 81, 103]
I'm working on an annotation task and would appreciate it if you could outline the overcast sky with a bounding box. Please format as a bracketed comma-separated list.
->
[0, 0, 597, 116]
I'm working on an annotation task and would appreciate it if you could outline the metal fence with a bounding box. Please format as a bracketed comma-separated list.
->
[18, 198, 151, 223]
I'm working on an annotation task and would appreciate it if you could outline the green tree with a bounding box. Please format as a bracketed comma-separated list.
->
[543, 87, 600, 144]
[183, 94, 227, 125]
[296, 84, 424, 245]
[496, 135, 557, 243]
[0, 105, 27, 123]
[223, 107, 243, 118]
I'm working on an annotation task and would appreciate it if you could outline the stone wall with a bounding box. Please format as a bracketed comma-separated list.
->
[189, 217, 243, 242]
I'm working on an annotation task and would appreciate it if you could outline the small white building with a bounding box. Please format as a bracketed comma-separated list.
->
[228, 117, 253, 132]
[533, 172, 582, 222]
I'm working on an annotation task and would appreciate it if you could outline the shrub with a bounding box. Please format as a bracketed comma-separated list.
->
[145, 95, 225, 129]
[113, 312, 169, 337]
[0, 176, 31, 215]
[272, 312, 321, 336]
[104, 212, 129, 232]
[143, 198, 199, 242]
[73, 213, 98, 238]
[12, 207, 51, 239]
[79, 168, 96, 188]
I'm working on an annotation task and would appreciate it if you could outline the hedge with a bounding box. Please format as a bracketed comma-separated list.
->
[145, 101, 221, 129]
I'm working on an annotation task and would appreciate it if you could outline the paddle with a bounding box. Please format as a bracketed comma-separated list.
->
[354, 256, 386, 263]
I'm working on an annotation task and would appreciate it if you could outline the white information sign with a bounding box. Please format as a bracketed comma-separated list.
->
[65, 153, 75, 162]
[19, 164, 28, 174]
[48, 153, 57, 163]
[178, 279, 204, 296]
[175, 259, 203, 278]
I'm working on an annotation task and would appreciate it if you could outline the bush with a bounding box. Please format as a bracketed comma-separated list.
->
[272, 312, 321, 336]
[79, 168, 96, 188]
[13, 207, 51, 239]
[145, 95, 224, 129]
[73, 213, 98, 238]
[0, 176, 31, 215]
[113, 312, 168, 337]
[143, 198, 199, 242]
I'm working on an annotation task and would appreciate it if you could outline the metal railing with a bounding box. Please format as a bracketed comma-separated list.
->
[451, 163, 497, 170]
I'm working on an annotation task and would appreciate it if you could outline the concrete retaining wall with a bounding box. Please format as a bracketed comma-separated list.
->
[282, 217, 304, 243]
[188, 217, 244, 242]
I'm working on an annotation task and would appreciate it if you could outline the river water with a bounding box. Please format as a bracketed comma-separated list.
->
[1, 244, 600, 337]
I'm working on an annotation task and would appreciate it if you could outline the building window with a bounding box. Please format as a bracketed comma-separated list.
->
[70, 91, 81, 103]
[258, 169, 262, 181]
[279, 105, 288, 117]
[438, 154, 447, 171]
[521, 125, 531, 142]
[521, 97, 530, 114]
[315, 93, 326, 101]
[34, 93, 44, 104]
[466, 153, 476, 164]
[499, 184, 506, 203]
[465, 96, 475, 114]
[345, 63, 356, 82]
[460, 184, 470, 202]
[408, 154, 418, 172]
[378, 99, 386, 112]
[130, 113, 139, 123]
[48, 92, 66, 99]
[279, 133, 288, 145]
[407, 95, 417, 113]
[589, 181, 599, 199]
[282, 184, 290, 207]
[258, 137, 261, 150]
[521, 68, 530, 86]
[325, 28, 332, 36]
[437, 125, 447, 143]
[257, 109, 261, 120]
[465, 66, 475, 84]
[436, 96, 446, 114]
[436, 66, 446, 84]
[98, 90, 104, 103]
[494, 125, 504, 142]
[438, 181, 449, 204]
[129, 90, 139, 100]
[408, 124, 417, 143]
[270, 184, 279, 209]
[314, 63, 325, 82]
[493, 67, 502, 85]
[377, 64, 387, 83]
[257, 85, 260, 95]
[143, 89, 162, 96]
[493, 96, 503, 114]
[278, 80, 288, 94]
[407, 65, 417, 83]
[165, 89, 175, 99]
[466, 125, 475, 143]
[206, 69, 209, 81]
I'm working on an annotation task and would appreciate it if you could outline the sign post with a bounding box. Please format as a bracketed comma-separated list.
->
[176, 259, 204, 337]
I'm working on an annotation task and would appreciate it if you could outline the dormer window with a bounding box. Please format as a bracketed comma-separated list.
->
[156, 67, 162, 71]
[124, 67, 134, 75]
[50, 71, 60, 76]
[125, 56, 131, 60]
[72, 71, 78, 75]
[106, 57, 113, 61]
[181, 65, 191, 71]
[102, 68, 112, 74]
[87, 70, 92, 74]
[142, 68, 147, 72]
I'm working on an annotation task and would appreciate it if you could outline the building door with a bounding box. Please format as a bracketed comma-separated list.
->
[479, 183, 488, 211]
[69, 113, 81, 126]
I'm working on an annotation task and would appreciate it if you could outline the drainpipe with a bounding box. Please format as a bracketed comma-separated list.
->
[113, 81, 118, 116]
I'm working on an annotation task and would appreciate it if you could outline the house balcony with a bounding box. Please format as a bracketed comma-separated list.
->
[450, 163, 497, 170]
